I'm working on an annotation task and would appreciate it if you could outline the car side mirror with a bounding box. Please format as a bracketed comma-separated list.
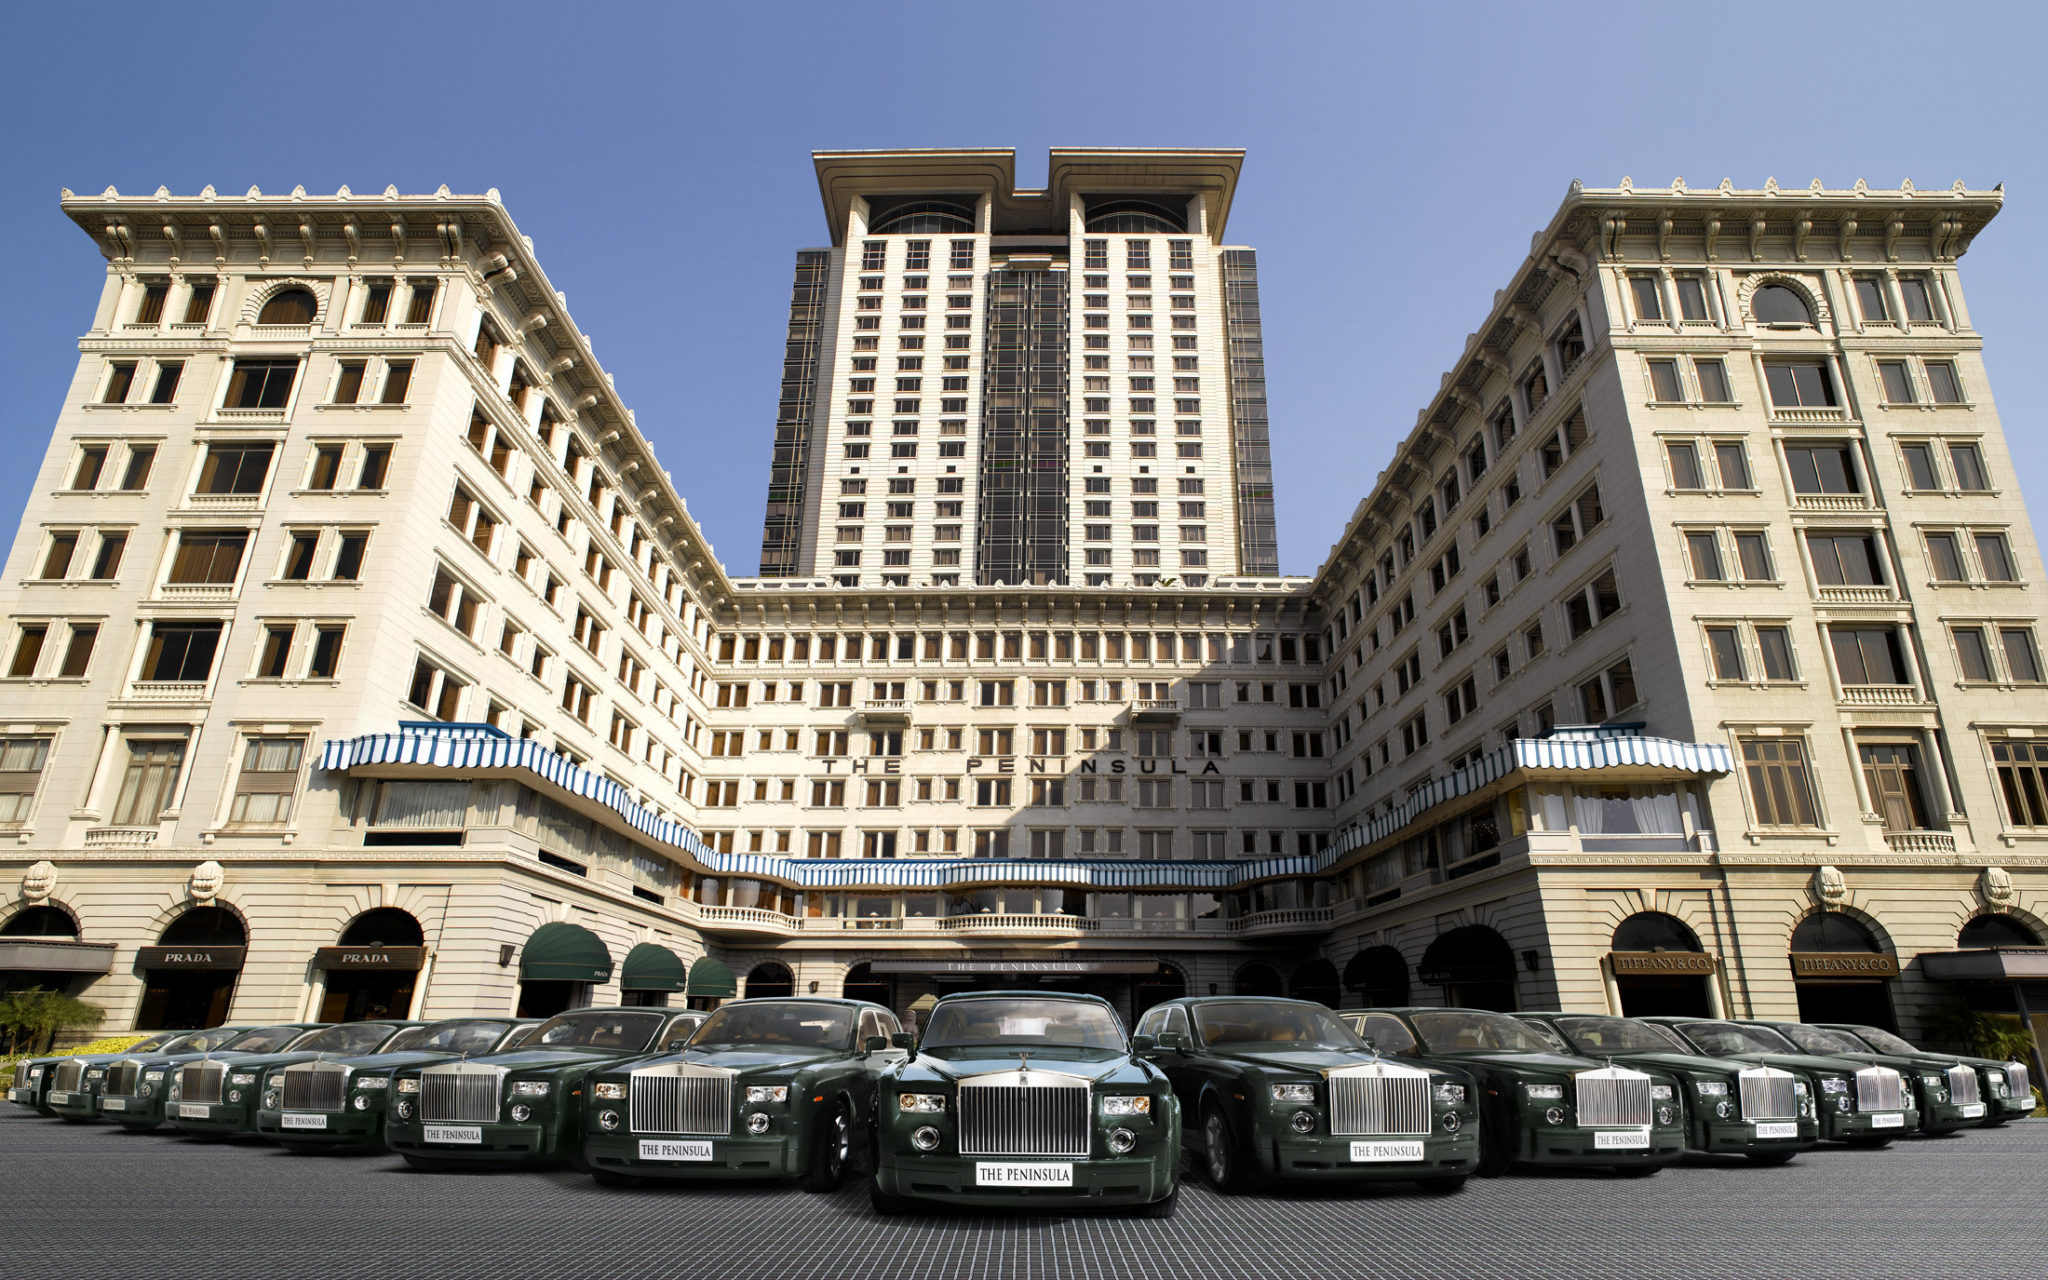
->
[665, 1037, 691, 1051]
[863, 1035, 889, 1055]
[1360, 1036, 1378, 1052]
[1156, 1030, 1187, 1053]
[1130, 1034, 1156, 1054]
[890, 1032, 917, 1050]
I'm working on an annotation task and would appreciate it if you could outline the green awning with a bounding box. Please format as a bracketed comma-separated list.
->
[684, 956, 736, 999]
[519, 922, 612, 983]
[621, 943, 688, 992]
[908, 993, 939, 1014]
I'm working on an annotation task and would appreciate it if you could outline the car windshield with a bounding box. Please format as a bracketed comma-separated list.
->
[123, 1033, 178, 1054]
[1844, 1026, 1921, 1055]
[920, 998, 1126, 1051]
[404, 1021, 516, 1054]
[1677, 1022, 1800, 1055]
[154, 1032, 213, 1055]
[1410, 1010, 1561, 1054]
[1782, 1025, 1870, 1055]
[692, 1002, 853, 1050]
[292, 1023, 402, 1055]
[221, 1026, 305, 1054]
[528, 1010, 666, 1051]
[1194, 1002, 1364, 1049]
[1556, 1016, 1693, 1054]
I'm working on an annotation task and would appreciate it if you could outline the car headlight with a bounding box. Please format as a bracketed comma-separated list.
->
[1433, 1083, 1467, 1105]
[599, 1110, 620, 1131]
[1657, 1105, 1677, 1126]
[27, 1068, 42, 1080]
[1715, 1100, 1733, 1118]
[138, 1084, 154, 1097]
[746, 1086, 789, 1104]
[144, 1069, 164, 1080]
[1525, 1083, 1565, 1100]
[898, 1093, 946, 1113]
[353, 1096, 370, 1111]
[228, 1089, 243, 1103]
[263, 1089, 279, 1109]
[1695, 1081, 1729, 1097]
[86, 1069, 105, 1080]
[355, 1076, 389, 1091]
[1821, 1078, 1847, 1094]
[911, 1125, 941, 1151]
[169, 1082, 182, 1100]
[1269, 1084, 1315, 1104]
[397, 1078, 419, 1093]
[746, 1112, 771, 1134]
[394, 1099, 414, 1120]
[230, 1073, 257, 1086]
[1793, 1081, 1809, 1096]
[511, 1080, 551, 1097]
[1544, 1106, 1566, 1125]
[510, 1104, 532, 1122]
[1651, 1085, 1674, 1102]
[1108, 1127, 1137, 1153]
[1102, 1095, 1152, 1116]
[594, 1082, 625, 1100]
[1441, 1110, 1462, 1133]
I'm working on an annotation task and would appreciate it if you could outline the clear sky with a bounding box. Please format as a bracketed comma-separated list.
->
[3, 1, 2045, 577]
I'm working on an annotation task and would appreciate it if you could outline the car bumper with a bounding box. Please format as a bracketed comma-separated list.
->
[1917, 1100, 1985, 1132]
[386, 1119, 558, 1164]
[1992, 1095, 2035, 1120]
[584, 1131, 801, 1179]
[1819, 1107, 1918, 1140]
[255, 1108, 387, 1144]
[44, 1091, 103, 1120]
[1261, 1131, 1479, 1180]
[1515, 1125, 1686, 1165]
[1695, 1117, 1819, 1154]
[167, 1102, 257, 1135]
[874, 1152, 1176, 1209]
[9, 1085, 51, 1112]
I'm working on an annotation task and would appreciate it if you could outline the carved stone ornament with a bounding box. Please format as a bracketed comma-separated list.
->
[21, 860, 56, 902]
[188, 860, 225, 902]
[1812, 864, 1849, 908]
[1979, 866, 2016, 908]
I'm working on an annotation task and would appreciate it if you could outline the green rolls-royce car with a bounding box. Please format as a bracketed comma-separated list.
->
[1738, 1020, 1983, 1135]
[1343, 1009, 1685, 1176]
[1133, 997, 1477, 1193]
[254, 1018, 540, 1150]
[1818, 1023, 2036, 1127]
[870, 992, 1183, 1217]
[1639, 1018, 1918, 1144]
[10, 1033, 181, 1118]
[166, 1021, 419, 1138]
[1516, 1013, 1818, 1164]
[385, 1006, 702, 1170]
[581, 998, 903, 1190]
[65, 1025, 314, 1129]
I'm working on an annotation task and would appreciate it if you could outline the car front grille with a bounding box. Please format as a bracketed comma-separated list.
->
[1326, 1064, 1431, 1136]
[106, 1061, 142, 1097]
[957, 1073, 1091, 1157]
[2007, 1063, 2031, 1101]
[1856, 1066, 1904, 1112]
[12, 1062, 28, 1089]
[53, 1061, 85, 1093]
[1574, 1067, 1653, 1127]
[180, 1062, 225, 1104]
[628, 1064, 732, 1135]
[1947, 1065, 1980, 1106]
[1738, 1067, 1798, 1121]
[282, 1063, 349, 1111]
[420, 1064, 504, 1123]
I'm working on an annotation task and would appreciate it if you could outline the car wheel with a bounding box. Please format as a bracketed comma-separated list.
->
[1747, 1151, 1796, 1166]
[868, 1176, 913, 1216]
[1133, 1185, 1179, 1219]
[1476, 1111, 1512, 1178]
[401, 1154, 455, 1172]
[803, 1101, 852, 1193]
[591, 1169, 641, 1188]
[1201, 1103, 1249, 1194]
[1416, 1175, 1468, 1195]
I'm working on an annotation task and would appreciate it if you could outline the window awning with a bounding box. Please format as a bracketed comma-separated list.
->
[0, 940, 115, 974]
[684, 956, 736, 999]
[620, 943, 688, 992]
[518, 922, 612, 984]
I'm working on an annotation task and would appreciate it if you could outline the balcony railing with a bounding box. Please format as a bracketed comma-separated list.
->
[126, 681, 209, 702]
[859, 698, 910, 725]
[184, 492, 264, 509]
[1815, 584, 1895, 605]
[157, 583, 236, 601]
[1882, 830, 1958, 855]
[1839, 683, 1922, 707]
[1130, 699, 1182, 723]
[1228, 908, 1335, 934]
[84, 826, 159, 849]
[1771, 406, 1852, 425]
[1791, 492, 1871, 512]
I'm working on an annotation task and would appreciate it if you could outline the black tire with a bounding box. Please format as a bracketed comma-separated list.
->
[1416, 1175, 1468, 1195]
[1200, 1103, 1251, 1194]
[1747, 1150, 1796, 1166]
[803, 1101, 853, 1193]
[401, 1154, 454, 1172]
[868, 1176, 913, 1216]
[1133, 1185, 1179, 1219]
[1476, 1111, 1513, 1178]
[591, 1168, 640, 1188]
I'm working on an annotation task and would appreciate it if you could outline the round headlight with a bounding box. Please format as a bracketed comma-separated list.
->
[228, 1089, 243, 1104]
[1544, 1107, 1566, 1125]
[352, 1096, 369, 1111]
[911, 1125, 941, 1151]
[263, 1090, 279, 1110]
[1657, 1105, 1676, 1126]
[599, 1110, 621, 1131]
[169, 1083, 181, 1100]
[138, 1084, 154, 1098]
[746, 1112, 771, 1135]
[510, 1104, 532, 1123]
[1837, 1096, 1852, 1113]
[1108, 1127, 1136, 1154]
[1289, 1110, 1316, 1134]
[1441, 1110, 1462, 1133]
[394, 1100, 414, 1120]
[1715, 1100, 1732, 1119]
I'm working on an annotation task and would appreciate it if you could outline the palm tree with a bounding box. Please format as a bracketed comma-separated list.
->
[0, 988, 104, 1055]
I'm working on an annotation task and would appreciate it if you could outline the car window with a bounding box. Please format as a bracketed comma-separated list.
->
[1409, 1010, 1558, 1053]
[694, 1002, 854, 1049]
[920, 998, 1125, 1050]
[225, 1026, 307, 1054]
[529, 1010, 666, 1050]
[1193, 1001, 1363, 1048]
[1847, 1026, 1920, 1055]
[1518, 1019, 1572, 1053]
[858, 1010, 883, 1044]
[155, 1032, 212, 1055]
[294, 1023, 401, 1055]
[1347, 1014, 1419, 1055]
[1783, 1025, 1868, 1055]
[1555, 1017, 1691, 1054]
[1677, 1021, 1799, 1055]
[1163, 1007, 1191, 1040]
[408, 1021, 514, 1054]
[1135, 1006, 1169, 1037]
[877, 1010, 901, 1036]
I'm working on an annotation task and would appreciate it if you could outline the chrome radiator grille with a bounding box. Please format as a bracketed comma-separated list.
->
[12, 1062, 28, 1088]
[629, 1067, 732, 1135]
[282, 1063, 349, 1111]
[958, 1077, 1091, 1157]
[53, 1061, 85, 1093]
[180, 1062, 225, 1104]
[1856, 1067, 1904, 1112]
[2007, 1063, 2031, 1101]
[1738, 1068, 1798, 1121]
[106, 1062, 141, 1097]
[421, 1066, 503, 1123]
[1574, 1068, 1653, 1127]
[1947, 1065, 1980, 1107]
[1327, 1069, 1431, 1136]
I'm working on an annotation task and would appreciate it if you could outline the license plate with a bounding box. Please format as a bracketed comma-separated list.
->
[176, 1103, 210, 1119]
[1349, 1140, 1425, 1162]
[45, 1091, 70, 1105]
[1592, 1128, 1650, 1150]
[424, 1125, 481, 1144]
[101, 1098, 127, 1112]
[282, 1113, 328, 1130]
[1959, 1103, 1984, 1118]
[1753, 1122, 1798, 1139]
[1871, 1112, 1905, 1129]
[638, 1139, 713, 1161]
[975, 1161, 1075, 1187]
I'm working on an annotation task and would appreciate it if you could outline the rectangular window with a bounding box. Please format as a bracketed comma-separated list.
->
[228, 736, 305, 823]
[1784, 444, 1859, 495]
[1686, 531, 1724, 581]
[1714, 442, 1751, 489]
[224, 359, 299, 409]
[2002, 629, 2043, 683]
[1992, 738, 2048, 827]
[379, 361, 414, 404]
[1901, 443, 1940, 490]
[1707, 626, 1746, 680]
[1647, 359, 1683, 402]
[101, 363, 136, 405]
[169, 530, 247, 585]
[1630, 274, 1663, 321]
[7, 625, 46, 678]
[1949, 443, 1988, 491]
[0, 737, 51, 824]
[149, 362, 183, 404]
[1694, 359, 1732, 403]
[1675, 274, 1710, 321]
[1855, 275, 1890, 323]
[1975, 533, 2017, 582]
[405, 279, 437, 324]
[1667, 442, 1703, 489]
[1830, 626, 1910, 686]
[110, 738, 187, 826]
[1763, 362, 1836, 409]
[1878, 360, 1915, 405]
[1810, 531, 1885, 586]
[1742, 736, 1819, 827]
[333, 362, 366, 404]
[196, 442, 275, 495]
[1757, 626, 1796, 681]
[57, 623, 97, 678]
[1953, 627, 1995, 682]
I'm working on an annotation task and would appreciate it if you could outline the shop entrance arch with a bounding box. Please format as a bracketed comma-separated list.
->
[316, 908, 425, 1022]
[1609, 912, 1716, 1017]
[1418, 925, 1518, 1012]
[1344, 946, 1410, 1008]
[135, 906, 246, 1029]
[1789, 912, 1899, 1032]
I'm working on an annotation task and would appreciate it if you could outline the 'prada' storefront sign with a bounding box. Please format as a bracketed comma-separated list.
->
[1608, 950, 1718, 976]
[313, 946, 427, 971]
[135, 946, 246, 971]
[1790, 951, 1902, 978]
[867, 959, 1162, 976]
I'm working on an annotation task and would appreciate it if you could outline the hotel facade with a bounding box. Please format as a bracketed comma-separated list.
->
[0, 156, 2040, 1078]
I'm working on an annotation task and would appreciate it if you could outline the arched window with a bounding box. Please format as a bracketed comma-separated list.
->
[1344, 946, 1410, 1006]
[842, 961, 891, 1006]
[1612, 911, 1702, 953]
[1133, 961, 1186, 1018]
[158, 905, 246, 947]
[871, 201, 976, 235]
[1751, 283, 1812, 325]
[0, 905, 77, 937]
[1232, 962, 1283, 998]
[1958, 914, 2041, 948]
[257, 288, 318, 326]
[1419, 925, 1519, 1012]
[745, 962, 795, 999]
[1789, 911, 1882, 952]
[1083, 199, 1187, 234]
[1289, 958, 1341, 1007]
[337, 908, 424, 948]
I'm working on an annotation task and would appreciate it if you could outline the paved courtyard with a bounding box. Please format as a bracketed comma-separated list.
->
[3, 1109, 2042, 1280]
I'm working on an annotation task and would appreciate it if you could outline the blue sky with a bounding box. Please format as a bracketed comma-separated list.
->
[3, 1, 2045, 576]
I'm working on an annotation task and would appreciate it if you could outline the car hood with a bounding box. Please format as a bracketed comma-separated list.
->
[670, 1044, 844, 1073]
[319, 1049, 466, 1074]
[896, 1046, 1156, 1087]
[435, 1046, 640, 1073]
[1424, 1048, 1610, 1075]
[1720, 1051, 1875, 1076]
[1599, 1050, 1755, 1077]
[1210, 1046, 1426, 1075]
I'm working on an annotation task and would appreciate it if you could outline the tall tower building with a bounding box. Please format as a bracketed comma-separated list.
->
[756, 149, 1279, 587]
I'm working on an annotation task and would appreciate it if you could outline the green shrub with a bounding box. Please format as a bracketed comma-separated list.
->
[0, 989, 104, 1056]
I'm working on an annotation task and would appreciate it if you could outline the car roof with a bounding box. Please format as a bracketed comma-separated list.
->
[1153, 996, 1331, 1009]
[716, 996, 884, 1010]
[931, 990, 1114, 1006]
